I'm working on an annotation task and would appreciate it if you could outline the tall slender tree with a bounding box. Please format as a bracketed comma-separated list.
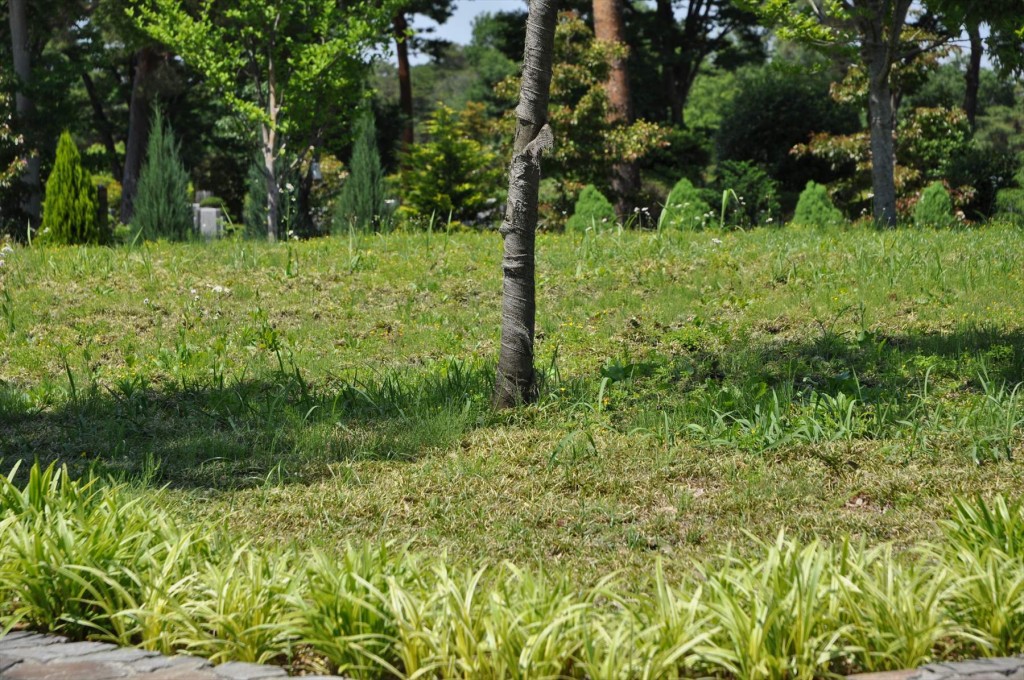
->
[494, 0, 558, 408]
[593, 0, 639, 217]
[7, 0, 41, 225]
[392, 0, 455, 153]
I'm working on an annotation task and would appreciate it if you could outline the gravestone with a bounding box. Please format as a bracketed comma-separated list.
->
[199, 207, 220, 239]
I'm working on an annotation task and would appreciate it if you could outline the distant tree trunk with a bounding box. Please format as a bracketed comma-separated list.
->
[261, 58, 281, 242]
[494, 0, 558, 409]
[593, 0, 639, 219]
[120, 46, 160, 225]
[8, 0, 41, 226]
[856, 0, 910, 227]
[963, 20, 983, 129]
[394, 12, 414, 152]
[80, 71, 123, 180]
[656, 0, 683, 125]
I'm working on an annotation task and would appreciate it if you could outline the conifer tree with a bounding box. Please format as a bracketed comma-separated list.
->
[133, 108, 192, 241]
[38, 131, 100, 245]
[333, 112, 385, 232]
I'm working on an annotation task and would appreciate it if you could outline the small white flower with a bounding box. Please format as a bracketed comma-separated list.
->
[1, 245, 12, 253]
[143, 298, 150, 305]
[190, 288, 197, 295]
[285, 183, 295, 192]
[385, 199, 397, 206]
[711, 238, 723, 245]
[211, 285, 230, 294]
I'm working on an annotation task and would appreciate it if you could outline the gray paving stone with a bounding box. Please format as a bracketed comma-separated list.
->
[212, 661, 288, 679]
[0, 635, 68, 651]
[77, 648, 162, 665]
[0, 655, 22, 675]
[8, 640, 114, 662]
[1, 659, 128, 680]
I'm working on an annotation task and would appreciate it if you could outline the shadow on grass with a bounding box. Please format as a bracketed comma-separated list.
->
[2, 323, 1023, 488]
[0, 360, 498, 489]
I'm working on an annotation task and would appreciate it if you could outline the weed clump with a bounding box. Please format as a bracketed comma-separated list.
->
[37, 131, 101, 245]
[566, 184, 617, 232]
[660, 177, 712, 230]
[792, 180, 844, 228]
[914, 181, 954, 228]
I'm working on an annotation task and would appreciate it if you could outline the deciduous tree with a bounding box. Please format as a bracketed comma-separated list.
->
[132, 0, 392, 240]
[494, 0, 558, 408]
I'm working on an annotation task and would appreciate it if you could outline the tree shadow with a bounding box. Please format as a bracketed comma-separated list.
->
[0, 360, 498, 490]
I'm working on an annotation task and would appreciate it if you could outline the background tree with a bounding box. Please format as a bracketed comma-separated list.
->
[132, 0, 393, 241]
[132, 108, 191, 241]
[494, 0, 558, 409]
[334, 111, 386, 233]
[38, 130, 99, 245]
[392, 0, 455, 153]
[593, 0, 638, 217]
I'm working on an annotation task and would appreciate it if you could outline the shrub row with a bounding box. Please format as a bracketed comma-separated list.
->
[3, 463, 1024, 679]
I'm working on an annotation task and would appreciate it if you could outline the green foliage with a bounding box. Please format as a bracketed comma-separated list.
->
[995, 187, 1024, 224]
[792, 181, 845, 228]
[133, 110, 193, 241]
[496, 13, 667, 224]
[334, 112, 386, 233]
[944, 145, 1019, 220]
[710, 160, 781, 228]
[914, 182, 954, 228]
[5, 462, 1024, 676]
[398, 103, 501, 227]
[566, 185, 618, 233]
[660, 177, 712, 230]
[715, 63, 860, 204]
[38, 131, 101, 246]
[242, 160, 267, 239]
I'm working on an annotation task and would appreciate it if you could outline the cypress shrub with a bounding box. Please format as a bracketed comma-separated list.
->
[38, 131, 100, 245]
[243, 159, 268, 239]
[566, 185, 617, 232]
[791, 181, 845, 228]
[334, 112, 385, 233]
[660, 178, 712, 230]
[914, 182, 954, 228]
[133, 109, 192, 241]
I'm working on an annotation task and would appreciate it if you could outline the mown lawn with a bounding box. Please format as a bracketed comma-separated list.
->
[2, 225, 1023, 583]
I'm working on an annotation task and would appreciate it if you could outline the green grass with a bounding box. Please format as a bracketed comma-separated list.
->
[2, 224, 1024, 583]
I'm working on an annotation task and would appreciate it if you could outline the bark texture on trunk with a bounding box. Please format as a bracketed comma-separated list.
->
[8, 0, 41, 225]
[864, 43, 897, 227]
[964, 21, 982, 129]
[120, 46, 160, 225]
[394, 12, 414, 152]
[593, 0, 638, 219]
[494, 0, 558, 409]
[855, 0, 910, 228]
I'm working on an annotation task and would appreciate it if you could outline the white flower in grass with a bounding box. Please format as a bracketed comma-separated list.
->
[711, 238, 723, 245]
[1, 244, 12, 253]
[211, 285, 231, 295]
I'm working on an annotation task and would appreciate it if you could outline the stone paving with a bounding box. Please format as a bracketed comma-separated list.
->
[0, 632, 342, 679]
[3, 630, 1023, 680]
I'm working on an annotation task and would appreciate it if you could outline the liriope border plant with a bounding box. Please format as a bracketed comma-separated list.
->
[2, 462, 1024, 679]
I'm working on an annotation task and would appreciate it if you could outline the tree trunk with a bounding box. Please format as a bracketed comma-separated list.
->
[394, 12, 414, 152]
[260, 124, 280, 242]
[855, 0, 910, 228]
[656, 0, 683, 125]
[963, 20, 982, 129]
[864, 43, 897, 227]
[8, 0, 41, 226]
[493, 0, 558, 409]
[120, 46, 159, 225]
[593, 0, 639, 219]
[80, 71, 123, 180]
